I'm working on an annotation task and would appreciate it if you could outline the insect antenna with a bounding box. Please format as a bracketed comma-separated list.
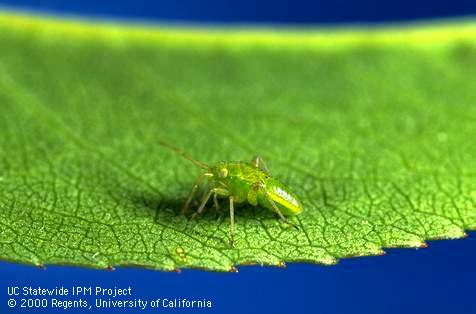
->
[158, 140, 209, 170]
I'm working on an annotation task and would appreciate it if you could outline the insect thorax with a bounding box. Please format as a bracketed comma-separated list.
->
[210, 161, 268, 200]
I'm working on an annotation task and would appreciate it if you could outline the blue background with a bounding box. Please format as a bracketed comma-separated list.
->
[0, 0, 476, 23]
[2, 235, 475, 313]
[1, 1, 475, 313]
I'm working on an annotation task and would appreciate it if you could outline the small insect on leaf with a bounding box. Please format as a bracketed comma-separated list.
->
[158, 140, 304, 247]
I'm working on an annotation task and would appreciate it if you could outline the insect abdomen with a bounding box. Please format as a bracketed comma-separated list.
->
[259, 179, 303, 216]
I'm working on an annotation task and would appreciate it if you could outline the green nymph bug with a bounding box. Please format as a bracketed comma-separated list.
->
[159, 141, 303, 246]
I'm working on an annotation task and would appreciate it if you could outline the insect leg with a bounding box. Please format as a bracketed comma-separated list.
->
[261, 188, 299, 230]
[251, 155, 271, 175]
[229, 196, 235, 247]
[205, 180, 220, 215]
[247, 183, 260, 206]
[213, 193, 220, 212]
[191, 188, 228, 220]
[190, 188, 213, 220]
[181, 172, 213, 215]
[206, 177, 221, 213]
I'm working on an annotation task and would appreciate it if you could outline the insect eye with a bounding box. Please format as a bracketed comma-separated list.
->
[219, 168, 228, 178]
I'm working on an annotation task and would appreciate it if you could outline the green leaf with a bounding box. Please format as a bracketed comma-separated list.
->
[0, 13, 475, 271]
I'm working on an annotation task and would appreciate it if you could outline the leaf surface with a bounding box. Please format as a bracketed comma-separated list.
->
[0, 14, 475, 271]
